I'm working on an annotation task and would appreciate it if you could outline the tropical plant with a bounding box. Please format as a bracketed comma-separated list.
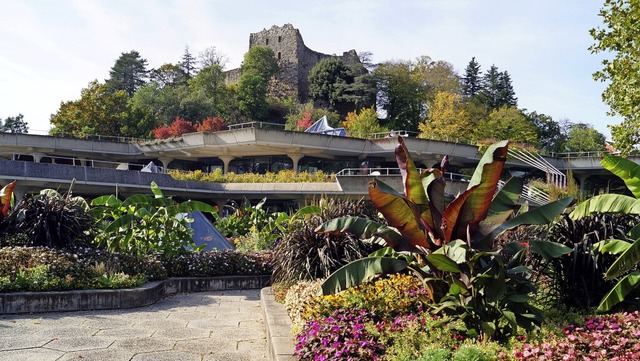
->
[316, 137, 573, 339]
[90, 181, 216, 256]
[0, 184, 93, 248]
[569, 153, 640, 312]
[0, 181, 16, 222]
[272, 197, 382, 283]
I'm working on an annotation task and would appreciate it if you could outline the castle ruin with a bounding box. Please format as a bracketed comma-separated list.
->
[226, 24, 363, 102]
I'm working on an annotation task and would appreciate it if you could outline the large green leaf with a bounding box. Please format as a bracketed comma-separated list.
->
[597, 271, 640, 312]
[177, 200, 217, 214]
[320, 257, 408, 295]
[480, 177, 523, 235]
[426, 253, 461, 273]
[91, 195, 122, 207]
[456, 140, 509, 239]
[316, 216, 410, 251]
[442, 186, 477, 243]
[605, 237, 640, 279]
[123, 194, 156, 206]
[529, 240, 573, 260]
[292, 205, 321, 219]
[601, 154, 640, 198]
[396, 137, 429, 206]
[593, 239, 632, 255]
[150, 181, 164, 198]
[104, 214, 137, 233]
[369, 179, 431, 250]
[476, 197, 574, 249]
[570, 194, 640, 219]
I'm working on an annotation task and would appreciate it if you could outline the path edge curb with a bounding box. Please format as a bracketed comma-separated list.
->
[261, 287, 296, 361]
[0, 275, 270, 314]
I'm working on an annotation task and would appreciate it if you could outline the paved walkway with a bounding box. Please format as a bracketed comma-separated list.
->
[0, 289, 268, 361]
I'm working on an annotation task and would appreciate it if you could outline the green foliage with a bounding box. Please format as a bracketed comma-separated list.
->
[564, 123, 606, 152]
[590, 0, 640, 155]
[419, 91, 477, 142]
[50, 80, 134, 138]
[168, 169, 333, 183]
[236, 69, 269, 120]
[106, 50, 149, 97]
[90, 182, 215, 256]
[0, 181, 16, 220]
[161, 250, 271, 277]
[427, 240, 543, 340]
[284, 101, 341, 131]
[475, 106, 539, 146]
[342, 107, 387, 138]
[241, 46, 279, 79]
[1, 113, 28, 134]
[0, 187, 93, 249]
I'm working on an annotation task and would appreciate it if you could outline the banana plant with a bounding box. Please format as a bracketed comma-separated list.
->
[0, 181, 16, 221]
[569, 154, 640, 312]
[317, 137, 573, 295]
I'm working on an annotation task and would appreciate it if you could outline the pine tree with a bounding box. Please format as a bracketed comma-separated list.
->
[462, 57, 481, 98]
[498, 71, 517, 107]
[180, 45, 197, 80]
[106, 50, 148, 97]
[478, 64, 501, 109]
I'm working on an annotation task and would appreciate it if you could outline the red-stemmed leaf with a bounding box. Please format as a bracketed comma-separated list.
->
[442, 185, 478, 243]
[396, 137, 429, 206]
[369, 179, 431, 250]
[0, 181, 16, 217]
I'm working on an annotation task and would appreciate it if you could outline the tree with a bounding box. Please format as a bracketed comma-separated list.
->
[152, 117, 197, 139]
[284, 101, 341, 131]
[106, 50, 148, 97]
[475, 106, 539, 145]
[419, 91, 475, 141]
[241, 46, 278, 80]
[476, 64, 517, 110]
[590, 0, 640, 155]
[236, 47, 279, 120]
[462, 57, 482, 98]
[179, 45, 197, 80]
[375, 61, 428, 131]
[50, 80, 132, 137]
[564, 123, 606, 152]
[150, 63, 186, 87]
[526, 111, 566, 153]
[308, 57, 353, 108]
[498, 71, 517, 107]
[198, 46, 229, 70]
[343, 107, 387, 138]
[1, 114, 28, 133]
[196, 117, 227, 132]
[414, 57, 461, 103]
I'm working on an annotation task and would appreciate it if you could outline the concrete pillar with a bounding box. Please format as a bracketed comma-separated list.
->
[576, 174, 589, 196]
[287, 153, 304, 174]
[32, 153, 44, 163]
[158, 157, 173, 173]
[218, 156, 235, 175]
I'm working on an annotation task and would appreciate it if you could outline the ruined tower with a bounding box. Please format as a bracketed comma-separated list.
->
[227, 24, 364, 103]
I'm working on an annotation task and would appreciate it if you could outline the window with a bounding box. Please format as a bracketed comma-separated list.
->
[278, 36, 282, 43]
[266, 38, 269, 45]
[277, 52, 281, 60]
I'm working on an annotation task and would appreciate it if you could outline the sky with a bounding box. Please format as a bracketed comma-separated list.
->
[0, 0, 619, 137]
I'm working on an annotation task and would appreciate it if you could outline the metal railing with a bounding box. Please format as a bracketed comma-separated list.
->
[0, 152, 157, 172]
[227, 121, 285, 130]
[335, 167, 470, 181]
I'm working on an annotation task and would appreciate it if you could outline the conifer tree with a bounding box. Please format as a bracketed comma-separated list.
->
[180, 45, 198, 80]
[462, 57, 482, 98]
[106, 50, 148, 97]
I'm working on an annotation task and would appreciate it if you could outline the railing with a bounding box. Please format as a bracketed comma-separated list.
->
[3, 129, 149, 143]
[549, 150, 610, 158]
[0, 152, 158, 172]
[227, 121, 285, 130]
[335, 167, 470, 181]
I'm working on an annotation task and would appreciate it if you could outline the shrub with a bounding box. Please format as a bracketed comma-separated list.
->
[0, 189, 93, 249]
[513, 311, 640, 360]
[295, 308, 386, 361]
[162, 250, 272, 277]
[284, 279, 324, 328]
[301, 274, 428, 322]
[545, 213, 639, 309]
[272, 197, 382, 283]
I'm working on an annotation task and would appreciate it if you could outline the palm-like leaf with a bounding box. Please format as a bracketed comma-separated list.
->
[605, 237, 640, 279]
[597, 271, 640, 312]
[320, 257, 409, 295]
[570, 194, 640, 220]
[601, 154, 640, 198]
[0, 181, 16, 217]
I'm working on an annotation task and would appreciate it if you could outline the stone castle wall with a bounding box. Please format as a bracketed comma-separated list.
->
[226, 24, 363, 103]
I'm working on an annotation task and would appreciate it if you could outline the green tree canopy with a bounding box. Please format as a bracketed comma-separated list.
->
[106, 50, 148, 97]
[590, 0, 640, 155]
[50, 80, 133, 137]
[1, 114, 28, 134]
[462, 57, 482, 98]
[308, 57, 353, 109]
[150, 63, 186, 87]
[526, 111, 566, 153]
[475, 106, 539, 145]
[564, 123, 606, 152]
[241, 46, 279, 79]
[236, 69, 269, 120]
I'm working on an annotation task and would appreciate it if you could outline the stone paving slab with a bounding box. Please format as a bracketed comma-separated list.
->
[0, 289, 268, 361]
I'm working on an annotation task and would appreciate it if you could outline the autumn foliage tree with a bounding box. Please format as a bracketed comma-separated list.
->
[343, 107, 387, 138]
[153, 117, 197, 139]
[196, 117, 227, 132]
[419, 91, 475, 141]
